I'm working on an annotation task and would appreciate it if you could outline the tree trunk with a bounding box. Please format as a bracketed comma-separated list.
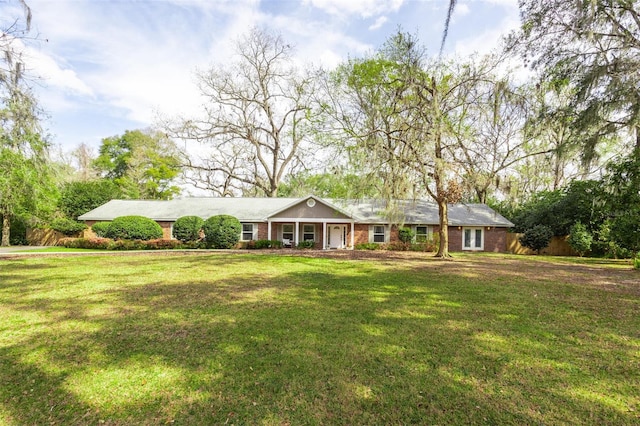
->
[435, 199, 450, 257]
[1, 213, 10, 247]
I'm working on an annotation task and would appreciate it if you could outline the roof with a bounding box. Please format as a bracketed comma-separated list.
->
[333, 199, 514, 227]
[78, 196, 514, 228]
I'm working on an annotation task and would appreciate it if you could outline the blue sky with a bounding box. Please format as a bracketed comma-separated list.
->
[3, 0, 521, 152]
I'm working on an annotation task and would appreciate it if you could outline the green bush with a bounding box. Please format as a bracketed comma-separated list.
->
[58, 237, 113, 250]
[567, 222, 593, 257]
[408, 242, 435, 252]
[57, 237, 184, 251]
[173, 216, 204, 242]
[104, 216, 163, 240]
[355, 243, 382, 250]
[91, 222, 110, 237]
[50, 217, 87, 236]
[519, 225, 553, 254]
[251, 239, 282, 249]
[634, 254, 640, 270]
[296, 240, 315, 249]
[386, 241, 409, 251]
[202, 215, 241, 249]
[398, 227, 415, 243]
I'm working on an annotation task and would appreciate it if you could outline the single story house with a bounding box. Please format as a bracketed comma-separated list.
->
[78, 195, 514, 252]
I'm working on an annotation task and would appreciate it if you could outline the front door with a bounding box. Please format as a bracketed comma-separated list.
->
[329, 225, 345, 249]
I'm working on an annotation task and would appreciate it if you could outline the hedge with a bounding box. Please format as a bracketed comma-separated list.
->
[202, 215, 241, 249]
[173, 216, 204, 242]
[104, 215, 163, 241]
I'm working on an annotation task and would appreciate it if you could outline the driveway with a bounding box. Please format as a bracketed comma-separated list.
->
[0, 246, 44, 253]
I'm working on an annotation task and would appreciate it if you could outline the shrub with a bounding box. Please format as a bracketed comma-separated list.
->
[296, 240, 315, 249]
[386, 241, 409, 251]
[520, 225, 553, 254]
[58, 237, 114, 250]
[202, 215, 241, 249]
[252, 239, 282, 249]
[50, 217, 87, 236]
[104, 215, 163, 240]
[91, 222, 110, 237]
[173, 216, 204, 242]
[634, 254, 640, 270]
[355, 243, 382, 250]
[408, 242, 435, 252]
[398, 227, 415, 243]
[567, 222, 593, 257]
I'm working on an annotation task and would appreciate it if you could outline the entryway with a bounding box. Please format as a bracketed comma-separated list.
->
[328, 225, 346, 249]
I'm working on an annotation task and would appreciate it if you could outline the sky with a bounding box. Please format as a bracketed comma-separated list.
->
[2, 0, 522, 153]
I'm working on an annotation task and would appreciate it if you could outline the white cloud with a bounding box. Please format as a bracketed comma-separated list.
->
[453, 3, 471, 18]
[303, 0, 403, 18]
[24, 46, 93, 97]
[369, 16, 388, 31]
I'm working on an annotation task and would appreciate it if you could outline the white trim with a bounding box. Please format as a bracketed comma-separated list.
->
[462, 227, 484, 251]
[370, 225, 387, 243]
[412, 225, 432, 243]
[240, 222, 258, 241]
[268, 217, 349, 223]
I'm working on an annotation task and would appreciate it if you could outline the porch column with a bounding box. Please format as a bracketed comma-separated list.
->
[322, 221, 327, 250]
[267, 220, 272, 241]
[294, 220, 300, 246]
[350, 221, 355, 249]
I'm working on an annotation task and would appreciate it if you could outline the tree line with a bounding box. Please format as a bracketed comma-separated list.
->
[1, 0, 638, 257]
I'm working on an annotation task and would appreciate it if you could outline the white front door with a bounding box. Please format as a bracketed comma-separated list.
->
[329, 225, 345, 249]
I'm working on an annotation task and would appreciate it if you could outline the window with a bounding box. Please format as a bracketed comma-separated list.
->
[241, 223, 255, 241]
[373, 225, 386, 243]
[415, 225, 430, 242]
[463, 228, 483, 250]
[282, 224, 294, 241]
[303, 224, 315, 241]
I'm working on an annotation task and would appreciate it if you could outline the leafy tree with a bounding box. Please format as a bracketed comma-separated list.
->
[164, 27, 321, 197]
[601, 154, 640, 254]
[93, 129, 181, 200]
[511, 0, 640, 160]
[328, 31, 483, 257]
[277, 171, 379, 199]
[519, 224, 553, 254]
[173, 216, 204, 242]
[1, 2, 56, 246]
[568, 222, 593, 257]
[60, 180, 122, 220]
[202, 215, 241, 249]
[510, 180, 604, 237]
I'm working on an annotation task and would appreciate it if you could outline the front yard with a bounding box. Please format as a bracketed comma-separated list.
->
[0, 252, 638, 424]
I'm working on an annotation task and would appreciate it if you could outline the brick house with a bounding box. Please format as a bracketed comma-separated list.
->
[78, 195, 514, 252]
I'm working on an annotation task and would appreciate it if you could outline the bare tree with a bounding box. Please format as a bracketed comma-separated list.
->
[164, 28, 320, 197]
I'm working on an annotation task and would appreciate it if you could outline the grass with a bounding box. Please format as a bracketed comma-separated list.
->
[14, 247, 100, 253]
[0, 251, 638, 425]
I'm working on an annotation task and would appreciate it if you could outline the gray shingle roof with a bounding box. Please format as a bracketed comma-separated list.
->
[331, 199, 514, 227]
[78, 196, 514, 227]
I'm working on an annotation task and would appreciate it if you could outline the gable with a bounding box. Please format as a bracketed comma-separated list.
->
[270, 199, 351, 220]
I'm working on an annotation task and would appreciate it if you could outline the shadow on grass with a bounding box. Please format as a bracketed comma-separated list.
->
[0, 254, 638, 424]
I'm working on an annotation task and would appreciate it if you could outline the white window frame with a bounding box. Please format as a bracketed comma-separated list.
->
[241, 223, 257, 241]
[462, 227, 484, 251]
[370, 225, 387, 243]
[413, 225, 432, 243]
[303, 224, 315, 241]
[281, 224, 294, 241]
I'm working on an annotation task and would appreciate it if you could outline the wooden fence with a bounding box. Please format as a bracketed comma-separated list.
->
[506, 233, 578, 256]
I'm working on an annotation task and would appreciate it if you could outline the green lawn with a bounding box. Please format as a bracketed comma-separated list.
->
[0, 252, 638, 425]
